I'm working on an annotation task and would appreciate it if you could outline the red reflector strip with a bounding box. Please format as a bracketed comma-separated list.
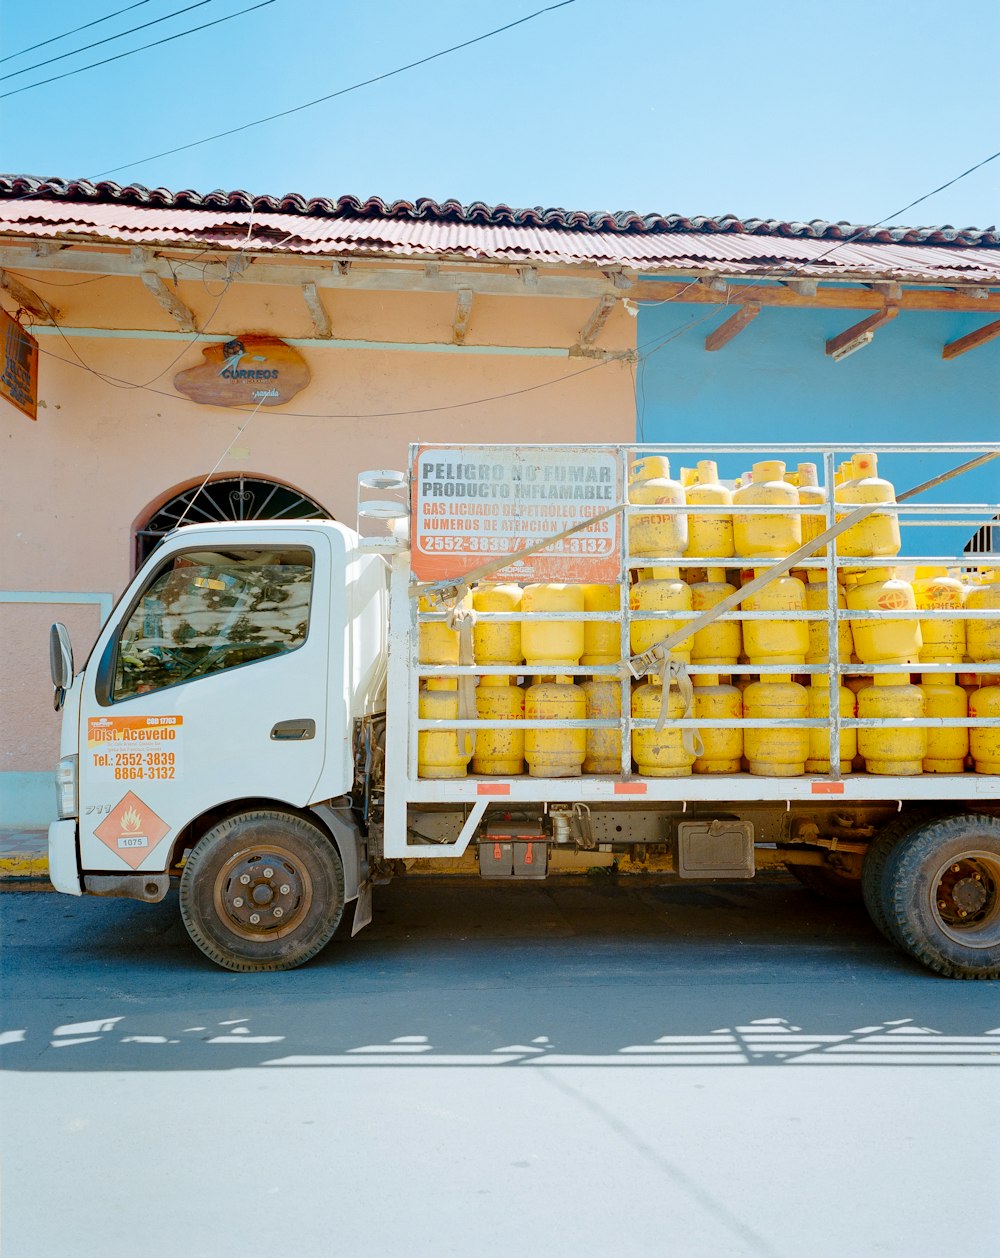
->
[614, 782, 647, 795]
[477, 783, 511, 796]
[812, 781, 845, 794]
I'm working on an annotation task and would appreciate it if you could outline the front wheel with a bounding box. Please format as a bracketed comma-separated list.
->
[179, 810, 345, 972]
[882, 813, 1000, 979]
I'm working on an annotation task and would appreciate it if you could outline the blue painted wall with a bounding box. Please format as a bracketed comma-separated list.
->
[635, 297, 1000, 557]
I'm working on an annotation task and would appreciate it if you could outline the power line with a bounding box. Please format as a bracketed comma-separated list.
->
[0, 0, 275, 100]
[1, 0, 217, 83]
[87, 0, 579, 178]
[0, 1, 151, 65]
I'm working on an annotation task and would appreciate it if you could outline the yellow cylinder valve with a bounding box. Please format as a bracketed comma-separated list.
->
[524, 677, 586, 778]
[521, 584, 585, 669]
[472, 675, 525, 777]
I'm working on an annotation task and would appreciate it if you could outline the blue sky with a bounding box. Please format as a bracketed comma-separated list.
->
[1, 0, 998, 227]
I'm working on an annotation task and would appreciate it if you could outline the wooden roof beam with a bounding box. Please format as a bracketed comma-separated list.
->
[0, 268, 57, 322]
[140, 271, 196, 332]
[942, 317, 1000, 360]
[825, 304, 899, 360]
[705, 300, 761, 351]
[452, 287, 474, 344]
[577, 294, 617, 348]
[301, 281, 332, 338]
[782, 279, 818, 297]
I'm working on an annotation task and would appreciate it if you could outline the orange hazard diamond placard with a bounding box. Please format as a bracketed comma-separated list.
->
[93, 791, 171, 869]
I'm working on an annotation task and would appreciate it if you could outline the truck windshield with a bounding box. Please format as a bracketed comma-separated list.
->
[112, 546, 313, 700]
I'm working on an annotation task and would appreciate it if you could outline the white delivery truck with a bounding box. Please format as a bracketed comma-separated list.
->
[47, 443, 1000, 976]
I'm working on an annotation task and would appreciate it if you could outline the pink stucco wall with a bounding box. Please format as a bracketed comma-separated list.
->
[0, 263, 636, 813]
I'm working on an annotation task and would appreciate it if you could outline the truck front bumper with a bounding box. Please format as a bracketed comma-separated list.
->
[48, 820, 82, 895]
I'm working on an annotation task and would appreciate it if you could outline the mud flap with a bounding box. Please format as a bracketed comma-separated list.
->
[351, 880, 373, 935]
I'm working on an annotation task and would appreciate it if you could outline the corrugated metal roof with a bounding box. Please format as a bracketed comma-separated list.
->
[1, 175, 998, 282]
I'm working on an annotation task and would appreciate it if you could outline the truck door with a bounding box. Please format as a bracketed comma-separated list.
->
[76, 528, 332, 876]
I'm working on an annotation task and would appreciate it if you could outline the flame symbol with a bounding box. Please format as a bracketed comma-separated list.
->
[120, 806, 143, 833]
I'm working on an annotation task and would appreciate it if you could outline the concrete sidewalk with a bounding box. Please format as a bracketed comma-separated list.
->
[0, 829, 49, 881]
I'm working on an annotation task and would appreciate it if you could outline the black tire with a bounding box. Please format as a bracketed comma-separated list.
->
[786, 862, 863, 903]
[179, 810, 345, 972]
[861, 807, 944, 941]
[882, 813, 1000, 979]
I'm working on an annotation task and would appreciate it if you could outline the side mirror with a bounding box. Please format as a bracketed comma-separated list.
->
[50, 622, 74, 711]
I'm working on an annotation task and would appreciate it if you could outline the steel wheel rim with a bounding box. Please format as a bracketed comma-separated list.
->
[212, 843, 314, 942]
[928, 849, 1000, 949]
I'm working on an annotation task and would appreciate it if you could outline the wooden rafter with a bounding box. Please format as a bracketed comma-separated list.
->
[452, 288, 474, 344]
[825, 304, 899, 357]
[577, 294, 616, 348]
[705, 300, 761, 351]
[140, 271, 196, 332]
[301, 281, 332, 338]
[0, 268, 57, 322]
[942, 317, 1000, 360]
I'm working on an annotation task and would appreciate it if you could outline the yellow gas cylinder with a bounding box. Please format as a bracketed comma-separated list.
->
[797, 463, 827, 553]
[628, 456, 688, 558]
[919, 674, 968, 774]
[580, 584, 621, 667]
[417, 679, 473, 779]
[912, 566, 966, 664]
[679, 466, 698, 488]
[631, 680, 696, 777]
[805, 676, 857, 774]
[689, 567, 741, 666]
[692, 674, 742, 774]
[741, 568, 808, 667]
[581, 677, 622, 774]
[834, 452, 901, 559]
[846, 676, 874, 696]
[472, 675, 524, 776]
[845, 568, 922, 664]
[521, 584, 585, 669]
[524, 677, 586, 778]
[803, 571, 854, 665]
[966, 569, 1000, 663]
[743, 675, 809, 776]
[418, 591, 472, 665]
[970, 685, 1000, 773]
[685, 460, 734, 559]
[472, 583, 522, 668]
[732, 460, 802, 558]
[858, 676, 926, 775]
[629, 567, 694, 662]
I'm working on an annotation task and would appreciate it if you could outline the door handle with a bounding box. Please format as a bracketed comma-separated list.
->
[270, 719, 316, 741]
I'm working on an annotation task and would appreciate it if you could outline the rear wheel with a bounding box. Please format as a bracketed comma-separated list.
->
[179, 810, 345, 972]
[861, 807, 943, 941]
[882, 813, 1000, 979]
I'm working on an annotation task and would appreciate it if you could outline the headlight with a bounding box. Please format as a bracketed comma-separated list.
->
[56, 755, 78, 819]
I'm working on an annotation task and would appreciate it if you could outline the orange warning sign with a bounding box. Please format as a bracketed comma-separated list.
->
[93, 791, 171, 869]
[411, 445, 622, 582]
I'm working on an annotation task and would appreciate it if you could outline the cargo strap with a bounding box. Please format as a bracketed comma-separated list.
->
[655, 655, 704, 760]
[446, 602, 478, 757]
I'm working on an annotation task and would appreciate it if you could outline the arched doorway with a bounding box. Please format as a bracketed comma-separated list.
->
[134, 475, 332, 567]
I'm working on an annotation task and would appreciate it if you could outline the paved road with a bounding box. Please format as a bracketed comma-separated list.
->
[3, 875, 999, 1258]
